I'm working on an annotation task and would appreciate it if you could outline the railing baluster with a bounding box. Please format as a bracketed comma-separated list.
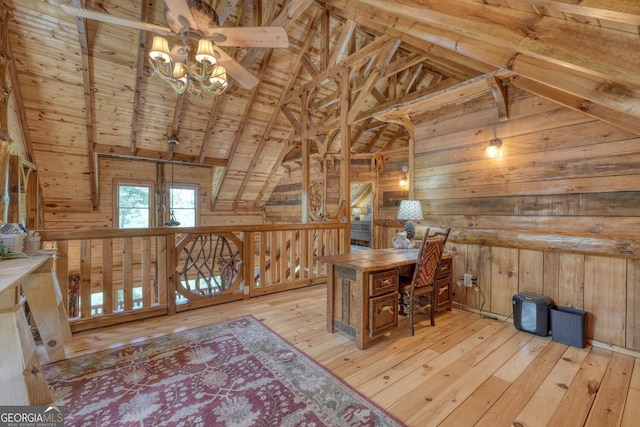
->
[123, 237, 133, 311]
[37, 223, 345, 332]
[103, 239, 113, 315]
[141, 237, 151, 307]
[79, 240, 91, 319]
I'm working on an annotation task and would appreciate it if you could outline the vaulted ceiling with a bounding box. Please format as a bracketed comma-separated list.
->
[6, 0, 640, 213]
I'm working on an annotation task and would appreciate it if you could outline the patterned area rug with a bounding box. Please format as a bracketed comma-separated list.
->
[44, 316, 404, 426]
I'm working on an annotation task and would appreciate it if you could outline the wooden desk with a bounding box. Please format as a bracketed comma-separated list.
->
[320, 248, 453, 349]
[0, 256, 71, 404]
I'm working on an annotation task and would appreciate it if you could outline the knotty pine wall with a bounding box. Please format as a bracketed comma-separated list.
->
[409, 86, 640, 352]
[42, 156, 262, 228]
[264, 87, 640, 352]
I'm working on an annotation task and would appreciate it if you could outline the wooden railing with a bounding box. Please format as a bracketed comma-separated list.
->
[38, 223, 346, 332]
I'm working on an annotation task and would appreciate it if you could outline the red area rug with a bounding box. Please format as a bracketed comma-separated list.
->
[44, 316, 404, 426]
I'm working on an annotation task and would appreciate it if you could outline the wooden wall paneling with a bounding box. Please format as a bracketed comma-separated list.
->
[490, 247, 519, 316]
[518, 249, 544, 295]
[584, 256, 627, 346]
[626, 260, 640, 351]
[557, 253, 585, 309]
[479, 245, 493, 313]
[543, 252, 560, 304]
[465, 244, 481, 309]
[450, 242, 468, 306]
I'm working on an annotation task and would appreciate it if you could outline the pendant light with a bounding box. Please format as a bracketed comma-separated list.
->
[164, 137, 181, 227]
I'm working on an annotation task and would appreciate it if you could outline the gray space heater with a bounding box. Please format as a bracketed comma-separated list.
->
[512, 292, 552, 337]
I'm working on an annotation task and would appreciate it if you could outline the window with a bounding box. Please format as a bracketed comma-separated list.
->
[169, 186, 197, 227]
[117, 184, 151, 228]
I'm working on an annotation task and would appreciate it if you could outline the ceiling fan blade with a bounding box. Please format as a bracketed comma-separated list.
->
[213, 47, 260, 89]
[59, 4, 172, 36]
[164, 0, 197, 30]
[215, 0, 239, 26]
[207, 27, 289, 48]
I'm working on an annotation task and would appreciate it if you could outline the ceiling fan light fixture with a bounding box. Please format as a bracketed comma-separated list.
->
[148, 34, 228, 97]
[195, 39, 216, 64]
[173, 63, 189, 81]
[207, 64, 228, 94]
[149, 36, 171, 63]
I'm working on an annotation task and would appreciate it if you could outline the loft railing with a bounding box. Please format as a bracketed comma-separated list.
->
[38, 223, 346, 333]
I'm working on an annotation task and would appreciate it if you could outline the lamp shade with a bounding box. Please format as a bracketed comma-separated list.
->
[397, 200, 423, 221]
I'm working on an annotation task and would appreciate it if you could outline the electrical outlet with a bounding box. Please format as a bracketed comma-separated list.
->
[464, 273, 473, 287]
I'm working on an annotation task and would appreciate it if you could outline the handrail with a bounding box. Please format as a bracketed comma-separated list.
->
[37, 223, 347, 332]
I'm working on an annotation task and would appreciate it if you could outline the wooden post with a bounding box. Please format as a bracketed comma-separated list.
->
[340, 67, 351, 250]
[0, 1, 10, 222]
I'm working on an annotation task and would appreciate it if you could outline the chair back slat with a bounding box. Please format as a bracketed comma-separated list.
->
[412, 238, 445, 288]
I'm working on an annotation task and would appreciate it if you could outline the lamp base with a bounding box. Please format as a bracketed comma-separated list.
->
[403, 220, 416, 240]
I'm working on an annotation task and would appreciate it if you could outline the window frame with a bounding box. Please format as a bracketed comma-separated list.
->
[166, 184, 199, 227]
[113, 179, 156, 228]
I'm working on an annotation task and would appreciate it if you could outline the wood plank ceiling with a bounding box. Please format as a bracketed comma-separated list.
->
[6, 0, 640, 215]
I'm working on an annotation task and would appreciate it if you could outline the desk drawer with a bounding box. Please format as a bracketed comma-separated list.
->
[369, 270, 398, 297]
[369, 293, 399, 337]
[435, 277, 451, 311]
[435, 258, 452, 279]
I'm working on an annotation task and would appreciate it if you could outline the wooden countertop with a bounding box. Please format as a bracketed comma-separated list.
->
[0, 256, 50, 294]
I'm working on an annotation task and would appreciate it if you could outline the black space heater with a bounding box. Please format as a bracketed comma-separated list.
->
[512, 292, 552, 337]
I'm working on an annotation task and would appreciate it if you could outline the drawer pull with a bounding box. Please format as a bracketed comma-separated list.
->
[379, 305, 395, 315]
[381, 279, 392, 286]
[438, 286, 448, 295]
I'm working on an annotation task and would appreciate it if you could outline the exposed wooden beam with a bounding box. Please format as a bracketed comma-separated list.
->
[328, 19, 357, 67]
[510, 0, 640, 26]
[235, 9, 322, 209]
[72, 0, 99, 211]
[253, 133, 297, 208]
[93, 144, 228, 167]
[129, 0, 150, 156]
[214, 49, 275, 209]
[323, 0, 640, 122]
[282, 35, 400, 105]
[374, 69, 513, 123]
[199, 96, 224, 164]
[0, 1, 9, 221]
[511, 76, 640, 137]
[216, 0, 240, 25]
[235, 0, 317, 77]
[321, 7, 330, 71]
[348, 38, 400, 122]
[486, 76, 508, 121]
[354, 77, 461, 124]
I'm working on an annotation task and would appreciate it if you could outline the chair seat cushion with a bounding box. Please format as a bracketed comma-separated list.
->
[399, 283, 433, 295]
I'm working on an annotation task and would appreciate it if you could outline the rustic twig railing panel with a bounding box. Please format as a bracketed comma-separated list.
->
[38, 224, 346, 332]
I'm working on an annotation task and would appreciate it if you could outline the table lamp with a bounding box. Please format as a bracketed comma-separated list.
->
[397, 200, 423, 240]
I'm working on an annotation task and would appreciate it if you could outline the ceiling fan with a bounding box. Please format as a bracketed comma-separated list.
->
[56, 0, 289, 93]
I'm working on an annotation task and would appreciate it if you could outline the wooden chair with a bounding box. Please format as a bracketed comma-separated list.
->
[399, 228, 450, 336]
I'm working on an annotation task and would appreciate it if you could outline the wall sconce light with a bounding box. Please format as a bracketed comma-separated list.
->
[399, 165, 409, 187]
[485, 137, 502, 159]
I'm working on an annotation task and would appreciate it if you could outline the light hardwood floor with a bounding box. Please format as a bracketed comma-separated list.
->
[42, 285, 640, 427]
